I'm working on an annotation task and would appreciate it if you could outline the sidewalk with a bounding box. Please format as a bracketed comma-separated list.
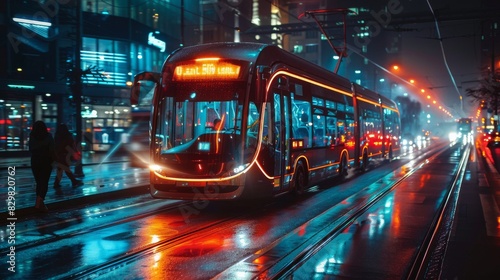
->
[0, 150, 130, 169]
[440, 145, 500, 279]
[0, 151, 150, 218]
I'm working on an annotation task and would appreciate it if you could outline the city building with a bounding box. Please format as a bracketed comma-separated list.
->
[0, 0, 281, 156]
[4, 0, 492, 157]
[0, 0, 198, 154]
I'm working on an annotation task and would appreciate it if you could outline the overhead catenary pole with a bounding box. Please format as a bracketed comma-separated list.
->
[74, 0, 84, 177]
[181, 0, 184, 46]
[492, 21, 498, 131]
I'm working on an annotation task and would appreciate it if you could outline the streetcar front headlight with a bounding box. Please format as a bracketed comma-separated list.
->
[233, 164, 246, 174]
[225, 163, 249, 177]
[150, 164, 163, 172]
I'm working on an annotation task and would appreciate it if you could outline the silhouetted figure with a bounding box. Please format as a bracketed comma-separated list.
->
[29, 120, 55, 212]
[54, 124, 83, 188]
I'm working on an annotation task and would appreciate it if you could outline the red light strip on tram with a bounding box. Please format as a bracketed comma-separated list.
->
[352, 95, 399, 114]
[195, 57, 220, 61]
[355, 96, 380, 107]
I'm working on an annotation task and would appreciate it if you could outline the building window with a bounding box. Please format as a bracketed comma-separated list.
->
[114, 0, 129, 17]
[81, 37, 165, 86]
[305, 30, 318, 39]
[81, 37, 128, 86]
[85, 1, 95, 13]
[305, 44, 318, 53]
[97, 0, 112, 15]
[81, 104, 131, 151]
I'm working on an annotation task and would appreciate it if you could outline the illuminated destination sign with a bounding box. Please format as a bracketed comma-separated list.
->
[173, 59, 241, 80]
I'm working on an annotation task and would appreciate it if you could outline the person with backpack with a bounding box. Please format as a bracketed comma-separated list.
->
[53, 123, 83, 188]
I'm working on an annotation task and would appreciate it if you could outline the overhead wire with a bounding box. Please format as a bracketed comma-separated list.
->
[263, 0, 416, 84]
[264, 0, 456, 118]
[425, 0, 464, 115]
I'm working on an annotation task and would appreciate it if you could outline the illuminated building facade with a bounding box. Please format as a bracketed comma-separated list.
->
[0, 0, 198, 154]
[0, 0, 282, 155]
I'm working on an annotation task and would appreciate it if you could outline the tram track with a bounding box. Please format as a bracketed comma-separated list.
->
[214, 141, 470, 279]
[6, 185, 280, 279]
[406, 143, 471, 279]
[67, 201, 279, 280]
[66, 141, 460, 280]
[65, 141, 456, 280]
[275, 143, 470, 279]
[7, 197, 194, 251]
[9, 141, 466, 280]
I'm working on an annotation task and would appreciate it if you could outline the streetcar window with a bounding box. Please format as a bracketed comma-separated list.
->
[313, 114, 326, 147]
[291, 96, 312, 148]
[384, 108, 400, 137]
[197, 142, 210, 151]
[294, 83, 303, 96]
[246, 102, 260, 150]
[155, 97, 242, 150]
[312, 96, 324, 107]
[326, 100, 336, 109]
[326, 116, 337, 145]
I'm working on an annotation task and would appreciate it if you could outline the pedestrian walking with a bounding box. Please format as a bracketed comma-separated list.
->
[29, 120, 55, 212]
[53, 123, 83, 188]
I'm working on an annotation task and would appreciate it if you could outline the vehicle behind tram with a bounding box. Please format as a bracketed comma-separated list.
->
[130, 42, 401, 200]
[457, 118, 472, 134]
[127, 79, 155, 167]
[457, 117, 473, 143]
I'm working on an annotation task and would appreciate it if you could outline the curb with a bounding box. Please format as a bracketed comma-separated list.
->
[0, 160, 129, 171]
[0, 184, 149, 221]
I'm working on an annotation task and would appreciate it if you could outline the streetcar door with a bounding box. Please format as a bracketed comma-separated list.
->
[273, 86, 292, 192]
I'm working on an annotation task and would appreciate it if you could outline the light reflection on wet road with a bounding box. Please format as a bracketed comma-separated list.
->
[0, 141, 466, 279]
[290, 144, 466, 279]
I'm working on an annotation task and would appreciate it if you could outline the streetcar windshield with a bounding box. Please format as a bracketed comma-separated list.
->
[152, 82, 260, 177]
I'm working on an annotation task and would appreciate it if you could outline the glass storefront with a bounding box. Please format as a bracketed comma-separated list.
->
[1, 1, 183, 155]
[0, 100, 32, 151]
[82, 104, 131, 151]
[0, 96, 62, 152]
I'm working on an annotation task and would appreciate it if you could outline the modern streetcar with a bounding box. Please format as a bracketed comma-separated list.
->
[457, 118, 472, 134]
[130, 42, 401, 200]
